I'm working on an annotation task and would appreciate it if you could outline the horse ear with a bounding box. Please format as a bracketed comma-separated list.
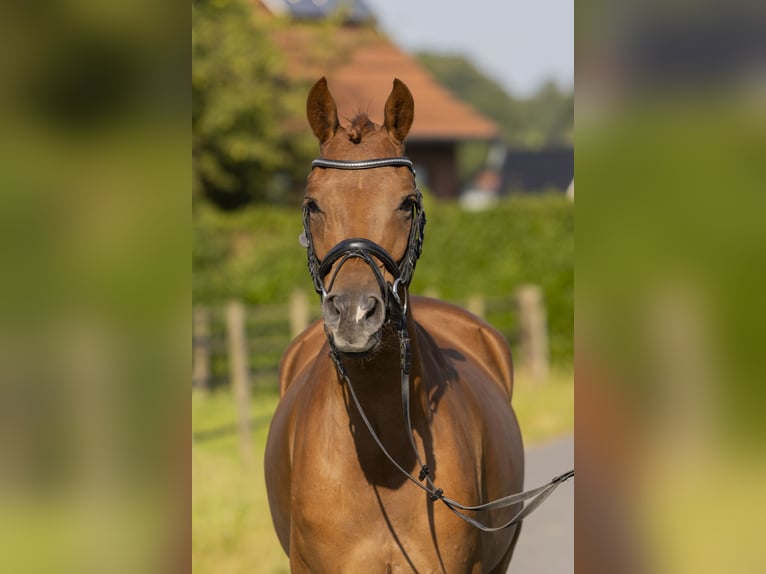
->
[383, 78, 414, 144]
[306, 77, 339, 144]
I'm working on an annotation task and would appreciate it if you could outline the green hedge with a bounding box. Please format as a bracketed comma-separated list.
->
[193, 192, 573, 365]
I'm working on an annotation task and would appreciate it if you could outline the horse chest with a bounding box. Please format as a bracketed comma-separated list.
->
[289, 477, 480, 573]
[287, 405, 484, 572]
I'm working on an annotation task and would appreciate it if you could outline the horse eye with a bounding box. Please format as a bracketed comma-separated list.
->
[398, 197, 417, 214]
[304, 199, 321, 214]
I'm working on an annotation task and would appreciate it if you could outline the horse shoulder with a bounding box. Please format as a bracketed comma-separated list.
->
[411, 296, 514, 400]
[278, 319, 326, 397]
[268, 325, 329, 555]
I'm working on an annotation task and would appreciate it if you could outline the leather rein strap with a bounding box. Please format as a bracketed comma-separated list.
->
[306, 156, 574, 531]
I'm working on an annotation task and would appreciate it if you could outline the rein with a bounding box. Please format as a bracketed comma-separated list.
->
[330, 346, 574, 532]
[304, 156, 573, 531]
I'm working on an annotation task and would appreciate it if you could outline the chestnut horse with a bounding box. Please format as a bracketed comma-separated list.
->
[265, 78, 525, 572]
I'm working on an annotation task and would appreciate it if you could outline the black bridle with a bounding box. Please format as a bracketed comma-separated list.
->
[302, 156, 573, 532]
[304, 157, 425, 307]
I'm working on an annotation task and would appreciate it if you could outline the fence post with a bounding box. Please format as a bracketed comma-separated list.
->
[467, 294, 485, 318]
[515, 285, 550, 382]
[290, 289, 310, 338]
[226, 299, 252, 463]
[192, 305, 211, 392]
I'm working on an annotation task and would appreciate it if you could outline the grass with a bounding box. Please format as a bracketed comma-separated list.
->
[513, 368, 575, 445]
[191, 370, 573, 573]
[192, 388, 289, 574]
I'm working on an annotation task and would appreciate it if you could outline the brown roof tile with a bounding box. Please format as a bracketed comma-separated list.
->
[328, 40, 499, 141]
[265, 15, 499, 141]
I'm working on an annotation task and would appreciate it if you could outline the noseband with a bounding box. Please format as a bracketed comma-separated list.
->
[303, 157, 426, 323]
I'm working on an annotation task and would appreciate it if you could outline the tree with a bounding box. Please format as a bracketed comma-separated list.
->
[192, 0, 313, 209]
[415, 52, 573, 150]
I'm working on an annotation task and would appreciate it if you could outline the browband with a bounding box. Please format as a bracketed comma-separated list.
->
[312, 157, 415, 175]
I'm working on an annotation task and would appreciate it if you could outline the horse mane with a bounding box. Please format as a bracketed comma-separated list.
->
[347, 112, 375, 144]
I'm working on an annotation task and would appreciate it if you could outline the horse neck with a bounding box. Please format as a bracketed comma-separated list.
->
[325, 308, 434, 488]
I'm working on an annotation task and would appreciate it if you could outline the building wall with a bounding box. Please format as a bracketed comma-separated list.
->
[406, 141, 458, 199]
[502, 147, 574, 194]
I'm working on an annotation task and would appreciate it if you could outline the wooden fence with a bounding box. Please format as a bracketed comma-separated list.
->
[192, 286, 550, 393]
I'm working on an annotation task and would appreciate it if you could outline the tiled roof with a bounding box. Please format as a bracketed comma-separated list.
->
[327, 39, 500, 141]
[262, 6, 500, 142]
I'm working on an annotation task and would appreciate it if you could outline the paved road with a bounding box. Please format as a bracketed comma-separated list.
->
[508, 435, 574, 573]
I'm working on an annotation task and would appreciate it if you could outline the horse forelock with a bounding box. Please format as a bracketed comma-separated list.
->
[315, 110, 405, 166]
[347, 112, 375, 145]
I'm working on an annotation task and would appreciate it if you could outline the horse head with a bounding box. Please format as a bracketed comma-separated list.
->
[303, 77, 424, 355]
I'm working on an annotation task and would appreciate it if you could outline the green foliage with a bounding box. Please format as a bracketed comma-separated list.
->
[192, 0, 314, 208]
[411, 191, 574, 364]
[416, 52, 573, 151]
[193, 203, 307, 304]
[193, 194, 573, 365]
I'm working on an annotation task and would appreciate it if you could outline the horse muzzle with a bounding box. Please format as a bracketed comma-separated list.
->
[316, 238, 402, 355]
[321, 288, 386, 354]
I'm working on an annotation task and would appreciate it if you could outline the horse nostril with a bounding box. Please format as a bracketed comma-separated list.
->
[358, 296, 381, 322]
[323, 292, 384, 327]
[324, 295, 343, 319]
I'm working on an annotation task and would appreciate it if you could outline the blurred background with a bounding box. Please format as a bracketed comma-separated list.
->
[577, 0, 766, 572]
[0, 0, 188, 573]
[192, 1, 573, 572]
